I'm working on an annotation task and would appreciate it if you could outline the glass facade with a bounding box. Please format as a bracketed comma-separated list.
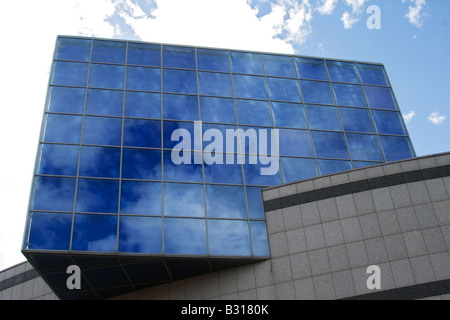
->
[22, 36, 414, 299]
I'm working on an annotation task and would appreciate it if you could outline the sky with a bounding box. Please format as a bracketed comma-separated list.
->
[0, 0, 449, 271]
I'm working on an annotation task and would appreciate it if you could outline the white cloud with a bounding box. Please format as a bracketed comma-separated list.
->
[405, 0, 427, 27]
[341, 11, 359, 29]
[345, 0, 368, 13]
[316, 0, 339, 15]
[339, 0, 368, 29]
[428, 111, 447, 125]
[403, 111, 417, 124]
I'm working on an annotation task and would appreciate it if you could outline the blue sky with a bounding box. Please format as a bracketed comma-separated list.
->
[0, 0, 448, 270]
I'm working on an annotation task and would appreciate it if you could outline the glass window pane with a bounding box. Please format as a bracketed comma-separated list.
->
[123, 119, 161, 148]
[163, 46, 196, 69]
[263, 55, 296, 78]
[312, 131, 349, 159]
[92, 40, 126, 64]
[197, 49, 230, 72]
[52, 61, 88, 86]
[163, 94, 199, 121]
[72, 214, 117, 252]
[38, 144, 79, 176]
[250, 221, 270, 257]
[301, 80, 335, 105]
[32, 177, 76, 212]
[267, 78, 302, 102]
[202, 123, 238, 154]
[357, 63, 389, 86]
[205, 185, 247, 219]
[125, 91, 161, 118]
[208, 220, 251, 256]
[327, 61, 359, 83]
[163, 121, 202, 151]
[339, 107, 375, 133]
[122, 149, 162, 180]
[237, 126, 276, 156]
[163, 151, 203, 183]
[198, 72, 233, 97]
[243, 155, 282, 186]
[75, 179, 119, 213]
[271, 102, 307, 129]
[120, 181, 162, 215]
[317, 159, 352, 175]
[127, 43, 161, 67]
[364, 86, 397, 110]
[278, 129, 314, 157]
[119, 216, 162, 253]
[82, 116, 122, 146]
[200, 97, 236, 124]
[79, 146, 121, 178]
[236, 100, 272, 126]
[296, 57, 328, 80]
[230, 51, 264, 75]
[164, 218, 207, 255]
[48, 86, 86, 114]
[43, 114, 82, 144]
[306, 105, 342, 131]
[86, 89, 123, 116]
[371, 110, 406, 135]
[204, 161, 243, 184]
[126, 67, 161, 91]
[281, 157, 318, 183]
[246, 187, 265, 219]
[27, 212, 72, 250]
[346, 133, 384, 161]
[164, 183, 204, 217]
[233, 75, 268, 100]
[379, 136, 414, 162]
[163, 69, 197, 94]
[332, 83, 367, 107]
[56, 37, 91, 61]
[89, 64, 125, 89]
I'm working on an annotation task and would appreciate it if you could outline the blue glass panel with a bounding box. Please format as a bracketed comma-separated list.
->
[164, 218, 207, 254]
[163, 94, 199, 121]
[200, 97, 236, 124]
[243, 155, 282, 186]
[371, 110, 406, 135]
[271, 102, 307, 129]
[72, 214, 117, 252]
[163, 46, 196, 69]
[233, 75, 268, 100]
[48, 86, 86, 114]
[353, 161, 381, 169]
[246, 187, 265, 219]
[120, 181, 162, 215]
[204, 159, 243, 184]
[38, 144, 79, 176]
[278, 129, 314, 157]
[312, 131, 349, 159]
[346, 133, 384, 161]
[43, 114, 82, 144]
[237, 126, 277, 156]
[56, 38, 91, 61]
[250, 221, 270, 257]
[123, 119, 161, 148]
[86, 89, 123, 116]
[364, 86, 397, 110]
[163, 151, 203, 182]
[202, 123, 238, 154]
[79, 146, 121, 178]
[119, 216, 162, 253]
[89, 64, 125, 89]
[379, 136, 414, 162]
[281, 157, 318, 183]
[208, 220, 251, 256]
[163, 69, 197, 94]
[205, 185, 247, 219]
[163, 121, 202, 151]
[263, 55, 296, 78]
[92, 40, 126, 64]
[236, 100, 272, 126]
[197, 49, 230, 72]
[317, 159, 352, 175]
[267, 78, 302, 102]
[230, 51, 264, 75]
[339, 107, 375, 133]
[27, 212, 72, 250]
[75, 179, 119, 213]
[357, 63, 389, 86]
[327, 61, 359, 83]
[82, 116, 122, 146]
[32, 177, 76, 212]
[306, 105, 342, 131]
[126, 67, 161, 91]
[164, 183, 205, 217]
[198, 72, 233, 97]
[332, 83, 367, 107]
[125, 91, 161, 118]
[52, 62, 88, 86]
[296, 58, 328, 80]
[301, 80, 335, 105]
[122, 149, 162, 180]
[127, 43, 161, 67]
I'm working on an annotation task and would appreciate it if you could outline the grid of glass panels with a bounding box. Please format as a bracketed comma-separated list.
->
[24, 36, 414, 259]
